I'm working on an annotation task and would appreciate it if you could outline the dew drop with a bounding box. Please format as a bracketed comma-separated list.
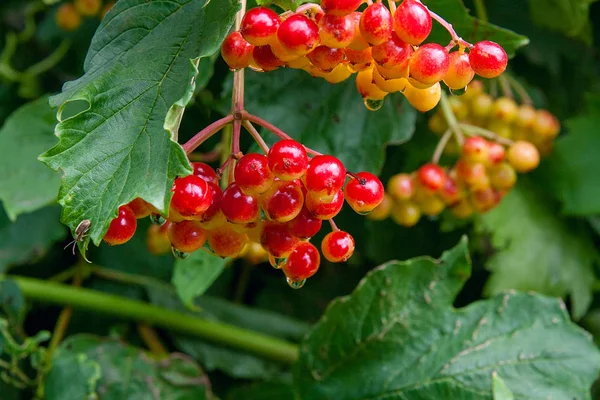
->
[269, 255, 285, 269]
[150, 214, 165, 225]
[171, 247, 190, 260]
[286, 277, 306, 289]
[364, 98, 384, 111]
[449, 87, 467, 96]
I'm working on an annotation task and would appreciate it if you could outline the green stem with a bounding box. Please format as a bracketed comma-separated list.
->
[473, 0, 488, 22]
[439, 91, 464, 145]
[24, 40, 72, 77]
[11, 276, 299, 364]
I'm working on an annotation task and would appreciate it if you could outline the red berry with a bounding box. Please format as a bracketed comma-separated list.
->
[283, 242, 320, 282]
[440, 176, 461, 205]
[235, 153, 274, 195]
[252, 45, 284, 71]
[321, 230, 355, 263]
[170, 175, 213, 220]
[409, 43, 450, 85]
[103, 205, 137, 245]
[417, 163, 446, 192]
[221, 32, 254, 70]
[371, 32, 413, 69]
[307, 46, 345, 71]
[305, 189, 344, 220]
[127, 198, 155, 219]
[260, 180, 304, 223]
[240, 7, 280, 46]
[277, 14, 320, 56]
[318, 14, 357, 49]
[268, 139, 309, 180]
[455, 160, 489, 188]
[287, 207, 323, 238]
[208, 224, 248, 258]
[462, 136, 490, 163]
[167, 220, 207, 253]
[221, 183, 260, 224]
[201, 182, 223, 223]
[321, 0, 363, 16]
[304, 155, 346, 199]
[360, 3, 393, 46]
[393, 0, 432, 45]
[192, 162, 219, 185]
[488, 142, 506, 165]
[469, 41, 508, 78]
[443, 51, 475, 90]
[344, 172, 384, 214]
[260, 222, 299, 258]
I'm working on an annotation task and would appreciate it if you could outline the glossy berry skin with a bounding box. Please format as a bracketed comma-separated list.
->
[103, 205, 137, 245]
[167, 220, 207, 253]
[307, 46, 345, 71]
[55, 3, 82, 31]
[287, 207, 323, 238]
[283, 242, 321, 282]
[252, 45, 284, 71]
[240, 7, 280, 46]
[221, 183, 260, 224]
[268, 140, 309, 180]
[469, 41, 508, 78]
[260, 222, 299, 258]
[318, 14, 357, 49]
[321, 231, 355, 263]
[260, 181, 304, 223]
[321, 0, 364, 16]
[507, 141, 540, 173]
[356, 67, 388, 100]
[387, 173, 414, 200]
[127, 198, 155, 219]
[235, 153, 274, 195]
[443, 51, 475, 90]
[462, 136, 490, 163]
[393, 0, 432, 45]
[192, 162, 219, 185]
[304, 155, 346, 198]
[409, 43, 450, 86]
[277, 14, 320, 56]
[305, 189, 344, 220]
[201, 182, 223, 223]
[171, 175, 212, 220]
[371, 32, 413, 68]
[208, 225, 248, 258]
[417, 163, 446, 192]
[221, 32, 254, 70]
[360, 3, 393, 46]
[344, 172, 384, 214]
[403, 82, 441, 112]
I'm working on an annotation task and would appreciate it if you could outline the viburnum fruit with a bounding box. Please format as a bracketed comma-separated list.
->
[170, 175, 212, 220]
[146, 222, 171, 256]
[387, 173, 415, 200]
[282, 242, 321, 286]
[103, 205, 137, 245]
[409, 43, 450, 86]
[360, 3, 393, 46]
[127, 198, 156, 219]
[462, 136, 490, 163]
[321, 0, 363, 16]
[304, 155, 346, 199]
[240, 6, 280, 46]
[507, 140, 540, 173]
[208, 224, 249, 258]
[221, 183, 260, 224]
[260, 180, 304, 222]
[235, 153, 274, 195]
[344, 172, 385, 214]
[321, 230, 355, 262]
[305, 189, 345, 219]
[468, 40, 508, 78]
[287, 207, 323, 238]
[392, 0, 432, 45]
[268, 139, 309, 180]
[74, 0, 102, 17]
[443, 51, 475, 90]
[417, 163, 446, 192]
[55, 3, 82, 31]
[167, 220, 207, 253]
[260, 222, 299, 258]
[221, 32, 254, 70]
[277, 14, 320, 56]
[318, 14, 356, 49]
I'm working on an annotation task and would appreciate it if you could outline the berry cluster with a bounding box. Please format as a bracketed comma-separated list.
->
[55, 0, 113, 31]
[220, 1, 508, 111]
[104, 140, 384, 288]
[429, 80, 560, 155]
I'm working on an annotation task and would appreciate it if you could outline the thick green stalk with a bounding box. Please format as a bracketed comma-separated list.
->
[11, 276, 299, 364]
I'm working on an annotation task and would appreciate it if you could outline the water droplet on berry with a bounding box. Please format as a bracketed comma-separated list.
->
[449, 87, 467, 96]
[364, 98, 384, 111]
[269, 256, 285, 269]
[150, 214, 165, 225]
[286, 277, 306, 289]
[171, 247, 190, 259]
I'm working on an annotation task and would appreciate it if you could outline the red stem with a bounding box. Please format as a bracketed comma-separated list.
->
[243, 120, 270, 154]
[328, 219, 340, 232]
[427, 8, 473, 48]
[182, 115, 233, 155]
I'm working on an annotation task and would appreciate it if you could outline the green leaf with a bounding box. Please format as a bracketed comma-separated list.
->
[0, 206, 66, 273]
[39, 0, 239, 252]
[492, 372, 515, 400]
[45, 334, 213, 400]
[425, 0, 529, 56]
[294, 238, 600, 399]
[256, 0, 312, 11]
[0, 96, 59, 220]
[227, 382, 295, 400]
[0, 280, 25, 326]
[476, 181, 597, 319]
[172, 250, 227, 309]
[528, 0, 597, 42]
[233, 68, 417, 174]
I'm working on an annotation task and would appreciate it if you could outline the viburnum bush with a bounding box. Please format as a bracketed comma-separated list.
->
[1, 0, 600, 399]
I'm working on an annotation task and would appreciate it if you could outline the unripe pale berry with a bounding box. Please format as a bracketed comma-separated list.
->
[507, 141, 540, 173]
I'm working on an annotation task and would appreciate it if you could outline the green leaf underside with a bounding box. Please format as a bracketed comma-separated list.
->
[45, 334, 212, 400]
[39, 0, 239, 249]
[477, 182, 596, 320]
[0, 96, 60, 220]
[238, 68, 416, 174]
[426, 0, 529, 56]
[294, 237, 600, 399]
[172, 250, 227, 309]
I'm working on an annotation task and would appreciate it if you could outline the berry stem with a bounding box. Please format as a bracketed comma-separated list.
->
[459, 123, 514, 146]
[137, 323, 168, 358]
[498, 74, 514, 99]
[328, 218, 340, 232]
[386, 0, 397, 13]
[505, 75, 534, 106]
[439, 91, 464, 145]
[427, 8, 472, 48]
[241, 111, 324, 156]
[182, 114, 234, 155]
[431, 128, 453, 164]
[11, 275, 299, 364]
[243, 120, 270, 153]
[346, 170, 366, 185]
[188, 145, 223, 162]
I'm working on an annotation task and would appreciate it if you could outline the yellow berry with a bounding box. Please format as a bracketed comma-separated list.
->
[55, 3, 82, 31]
[507, 140, 540, 173]
[403, 82, 441, 112]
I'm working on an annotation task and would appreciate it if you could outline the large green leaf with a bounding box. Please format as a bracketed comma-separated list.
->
[45, 334, 213, 400]
[528, 0, 596, 42]
[0, 96, 59, 220]
[425, 0, 529, 56]
[39, 0, 239, 252]
[492, 373, 515, 400]
[227, 382, 295, 400]
[233, 68, 417, 174]
[172, 250, 227, 310]
[0, 206, 66, 273]
[294, 238, 600, 399]
[476, 181, 597, 319]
